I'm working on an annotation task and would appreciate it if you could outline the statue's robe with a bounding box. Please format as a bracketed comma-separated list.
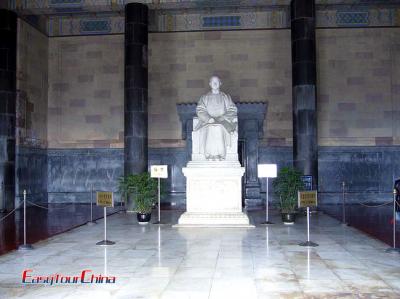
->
[195, 91, 238, 160]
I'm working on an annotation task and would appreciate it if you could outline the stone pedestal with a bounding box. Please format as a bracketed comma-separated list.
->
[176, 163, 253, 227]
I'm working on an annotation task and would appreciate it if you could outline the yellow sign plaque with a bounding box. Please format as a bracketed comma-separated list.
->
[150, 165, 168, 178]
[96, 192, 114, 207]
[298, 190, 318, 208]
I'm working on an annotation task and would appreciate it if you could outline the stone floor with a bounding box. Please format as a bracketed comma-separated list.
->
[321, 203, 399, 246]
[0, 204, 120, 255]
[0, 210, 400, 299]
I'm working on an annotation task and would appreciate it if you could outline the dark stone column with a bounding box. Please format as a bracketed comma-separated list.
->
[176, 103, 196, 163]
[291, 0, 318, 188]
[124, 3, 148, 175]
[242, 124, 260, 204]
[0, 10, 16, 211]
[237, 103, 267, 206]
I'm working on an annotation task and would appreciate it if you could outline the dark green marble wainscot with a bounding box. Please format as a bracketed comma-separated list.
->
[18, 146, 400, 207]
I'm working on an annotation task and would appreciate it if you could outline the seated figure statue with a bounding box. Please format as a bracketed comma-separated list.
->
[177, 76, 250, 227]
[191, 76, 239, 162]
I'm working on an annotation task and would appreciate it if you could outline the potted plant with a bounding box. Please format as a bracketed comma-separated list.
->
[272, 166, 305, 225]
[118, 173, 157, 224]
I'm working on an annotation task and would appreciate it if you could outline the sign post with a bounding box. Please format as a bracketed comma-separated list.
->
[258, 164, 277, 225]
[151, 165, 168, 225]
[298, 190, 318, 247]
[96, 192, 115, 246]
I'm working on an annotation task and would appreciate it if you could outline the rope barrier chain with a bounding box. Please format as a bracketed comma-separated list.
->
[26, 200, 73, 210]
[357, 201, 393, 208]
[341, 184, 395, 208]
[0, 200, 23, 222]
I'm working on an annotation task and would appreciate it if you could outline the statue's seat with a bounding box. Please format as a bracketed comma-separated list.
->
[191, 117, 239, 163]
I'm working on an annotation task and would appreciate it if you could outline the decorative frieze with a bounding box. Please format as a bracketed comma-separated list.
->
[7, 1, 399, 36]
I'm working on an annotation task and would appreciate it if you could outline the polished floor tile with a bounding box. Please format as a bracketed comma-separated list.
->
[0, 210, 399, 299]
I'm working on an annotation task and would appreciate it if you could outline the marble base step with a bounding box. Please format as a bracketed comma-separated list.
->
[174, 212, 255, 228]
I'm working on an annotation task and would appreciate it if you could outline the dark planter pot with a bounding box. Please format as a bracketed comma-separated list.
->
[137, 213, 151, 224]
[281, 212, 296, 225]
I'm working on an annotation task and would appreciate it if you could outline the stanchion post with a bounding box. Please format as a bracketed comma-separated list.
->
[118, 195, 124, 213]
[0, 182, 5, 213]
[118, 184, 124, 214]
[342, 181, 347, 226]
[386, 188, 400, 253]
[18, 190, 33, 250]
[299, 207, 318, 247]
[87, 184, 96, 225]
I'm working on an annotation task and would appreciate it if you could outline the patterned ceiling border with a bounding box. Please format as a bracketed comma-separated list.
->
[6, 1, 400, 36]
[45, 5, 400, 36]
[8, 0, 400, 13]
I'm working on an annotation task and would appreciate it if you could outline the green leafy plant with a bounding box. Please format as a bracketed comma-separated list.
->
[118, 173, 158, 214]
[272, 167, 305, 214]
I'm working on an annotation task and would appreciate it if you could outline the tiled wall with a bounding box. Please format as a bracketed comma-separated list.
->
[148, 30, 292, 147]
[16, 20, 49, 203]
[317, 28, 400, 146]
[47, 30, 293, 148]
[46, 27, 400, 148]
[16, 19, 48, 148]
[48, 35, 124, 148]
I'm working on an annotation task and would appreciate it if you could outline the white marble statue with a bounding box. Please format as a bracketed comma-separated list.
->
[193, 76, 238, 161]
[175, 75, 251, 227]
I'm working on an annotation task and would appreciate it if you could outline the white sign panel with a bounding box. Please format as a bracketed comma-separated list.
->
[258, 164, 277, 178]
[151, 165, 168, 178]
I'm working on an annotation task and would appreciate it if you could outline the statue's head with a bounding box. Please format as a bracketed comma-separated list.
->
[209, 76, 222, 90]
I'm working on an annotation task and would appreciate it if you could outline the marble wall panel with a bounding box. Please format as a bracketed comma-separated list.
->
[44, 146, 400, 206]
[47, 148, 123, 203]
[16, 146, 47, 203]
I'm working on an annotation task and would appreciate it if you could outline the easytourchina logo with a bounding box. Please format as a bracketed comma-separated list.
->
[22, 269, 116, 285]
